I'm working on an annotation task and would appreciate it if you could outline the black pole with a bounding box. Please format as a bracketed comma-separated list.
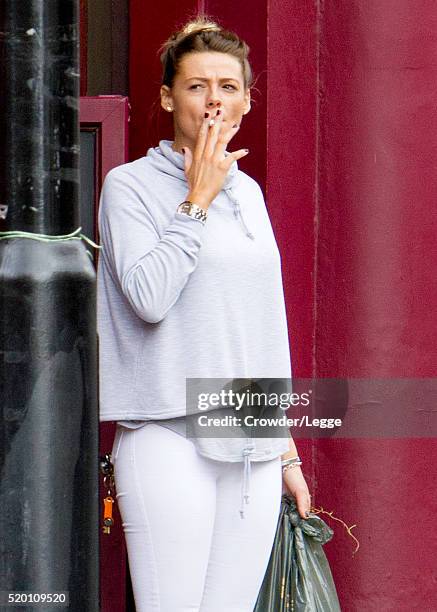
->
[0, 2, 99, 610]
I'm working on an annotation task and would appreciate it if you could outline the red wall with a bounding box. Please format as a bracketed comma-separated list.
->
[311, 2, 437, 609]
[128, 2, 437, 610]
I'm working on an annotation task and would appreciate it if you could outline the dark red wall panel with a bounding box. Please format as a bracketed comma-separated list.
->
[129, 1, 199, 161]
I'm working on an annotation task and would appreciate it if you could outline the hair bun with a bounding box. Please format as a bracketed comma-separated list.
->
[181, 19, 221, 37]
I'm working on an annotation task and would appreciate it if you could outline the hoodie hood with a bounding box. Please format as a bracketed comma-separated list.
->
[146, 140, 255, 240]
[147, 139, 240, 190]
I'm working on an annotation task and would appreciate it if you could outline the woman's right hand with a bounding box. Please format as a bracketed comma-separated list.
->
[182, 109, 249, 210]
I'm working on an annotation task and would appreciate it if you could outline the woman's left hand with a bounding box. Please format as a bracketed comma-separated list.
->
[282, 466, 312, 519]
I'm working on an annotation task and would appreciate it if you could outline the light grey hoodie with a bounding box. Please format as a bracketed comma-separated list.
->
[97, 140, 293, 518]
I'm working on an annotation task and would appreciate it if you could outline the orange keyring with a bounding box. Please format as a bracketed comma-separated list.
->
[103, 496, 114, 521]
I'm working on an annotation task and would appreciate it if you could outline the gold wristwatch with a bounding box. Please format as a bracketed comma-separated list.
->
[176, 201, 208, 224]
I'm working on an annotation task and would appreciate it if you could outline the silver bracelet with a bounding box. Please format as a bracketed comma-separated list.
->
[282, 461, 303, 474]
[176, 201, 208, 224]
[281, 456, 301, 467]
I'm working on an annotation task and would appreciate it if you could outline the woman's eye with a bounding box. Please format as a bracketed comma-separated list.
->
[189, 84, 237, 90]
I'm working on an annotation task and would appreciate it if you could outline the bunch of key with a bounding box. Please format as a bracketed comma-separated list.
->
[99, 453, 115, 534]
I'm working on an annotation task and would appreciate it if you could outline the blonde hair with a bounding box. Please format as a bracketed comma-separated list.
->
[159, 15, 253, 90]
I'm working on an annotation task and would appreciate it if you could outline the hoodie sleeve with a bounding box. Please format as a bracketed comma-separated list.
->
[98, 168, 206, 324]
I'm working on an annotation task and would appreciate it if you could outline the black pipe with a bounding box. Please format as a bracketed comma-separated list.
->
[0, 1, 79, 233]
[0, 2, 99, 610]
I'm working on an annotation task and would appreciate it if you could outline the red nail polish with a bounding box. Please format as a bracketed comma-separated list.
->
[204, 112, 210, 118]
[216, 109, 221, 116]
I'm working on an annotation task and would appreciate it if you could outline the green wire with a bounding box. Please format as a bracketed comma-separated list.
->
[0, 226, 101, 247]
[0, 227, 102, 260]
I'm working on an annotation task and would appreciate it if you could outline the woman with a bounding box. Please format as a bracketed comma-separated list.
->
[97, 16, 311, 612]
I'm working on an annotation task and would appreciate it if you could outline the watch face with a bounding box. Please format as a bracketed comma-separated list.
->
[178, 201, 207, 223]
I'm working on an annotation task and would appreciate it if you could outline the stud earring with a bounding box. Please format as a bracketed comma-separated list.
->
[166, 106, 172, 112]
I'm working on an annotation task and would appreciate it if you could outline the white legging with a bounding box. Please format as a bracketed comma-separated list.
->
[112, 423, 283, 612]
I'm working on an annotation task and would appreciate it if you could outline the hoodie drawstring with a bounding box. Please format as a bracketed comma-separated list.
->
[225, 188, 255, 240]
[240, 445, 256, 519]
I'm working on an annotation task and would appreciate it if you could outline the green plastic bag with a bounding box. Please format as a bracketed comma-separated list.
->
[254, 494, 341, 611]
